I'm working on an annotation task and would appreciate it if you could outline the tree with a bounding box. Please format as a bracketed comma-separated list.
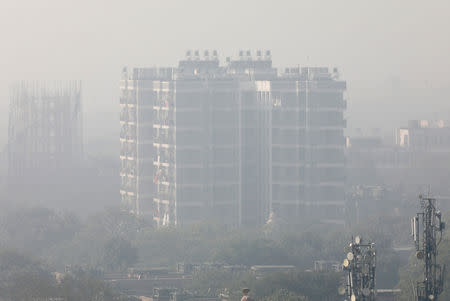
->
[0, 249, 57, 300]
[103, 237, 138, 272]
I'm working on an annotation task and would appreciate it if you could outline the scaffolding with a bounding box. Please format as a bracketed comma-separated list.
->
[8, 81, 83, 198]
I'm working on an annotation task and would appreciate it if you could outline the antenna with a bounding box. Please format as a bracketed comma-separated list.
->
[341, 236, 376, 301]
[412, 195, 445, 301]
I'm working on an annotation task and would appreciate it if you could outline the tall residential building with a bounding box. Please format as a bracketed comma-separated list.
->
[120, 51, 347, 227]
[272, 67, 347, 224]
[8, 81, 83, 204]
[120, 68, 173, 215]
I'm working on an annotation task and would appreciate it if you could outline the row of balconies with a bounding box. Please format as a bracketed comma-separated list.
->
[120, 166, 137, 177]
[155, 193, 175, 202]
[120, 109, 137, 122]
[121, 158, 136, 169]
[120, 142, 137, 153]
[154, 108, 173, 119]
[121, 177, 137, 190]
[153, 119, 175, 127]
[120, 96, 137, 105]
[154, 168, 174, 184]
[154, 152, 175, 164]
[120, 125, 137, 140]
[154, 134, 174, 144]
[154, 97, 174, 108]
[120, 151, 136, 159]
[157, 182, 175, 193]
[271, 121, 347, 131]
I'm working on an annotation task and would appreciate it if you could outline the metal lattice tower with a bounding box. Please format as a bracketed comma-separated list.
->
[342, 236, 376, 301]
[411, 195, 445, 301]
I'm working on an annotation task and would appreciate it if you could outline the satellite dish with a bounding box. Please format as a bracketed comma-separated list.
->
[362, 288, 370, 296]
[355, 236, 361, 245]
[351, 294, 356, 301]
[338, 286, 346, 295]
[343, 259, 350, 268]
[429, 294, 435, 300]
[416, 251, 424, 260]
[347, 252, 354, 261]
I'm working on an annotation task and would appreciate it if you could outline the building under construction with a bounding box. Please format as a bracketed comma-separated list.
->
[120, 51, 346, 227]
[8, 81, 83, 206]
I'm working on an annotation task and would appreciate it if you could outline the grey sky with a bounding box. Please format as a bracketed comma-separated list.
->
[1, 0, 449, 150]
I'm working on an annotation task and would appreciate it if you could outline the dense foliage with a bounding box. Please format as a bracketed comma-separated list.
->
[0, 205, 430, 300]
[0, 249, 137, 301]
[188, 268, 340, 301]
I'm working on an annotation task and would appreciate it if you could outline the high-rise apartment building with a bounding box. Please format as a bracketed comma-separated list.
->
[271, 67, 347, 224]
[120, 68, 172, 215]
[120, 51, 346, 227]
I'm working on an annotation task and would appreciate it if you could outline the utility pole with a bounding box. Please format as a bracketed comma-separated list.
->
[342, 236, 376, 301]
[411, 195, 446, 301]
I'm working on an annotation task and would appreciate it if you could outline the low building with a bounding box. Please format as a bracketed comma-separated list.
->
[250, 265, 295, 278]
[153, 288, 222, 301]
[313, 260, 342, 272]
[376, 289, 401, 301]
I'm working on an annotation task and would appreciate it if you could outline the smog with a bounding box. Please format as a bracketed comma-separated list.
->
[0, 1, 449, 300]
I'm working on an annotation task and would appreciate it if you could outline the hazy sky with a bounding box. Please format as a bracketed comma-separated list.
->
[1, 0, 449, 151]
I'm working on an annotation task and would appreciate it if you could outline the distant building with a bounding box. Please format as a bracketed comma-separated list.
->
[250, 265, 296, 278]
[176, 263, 247, 275]
[346, 135, 407, 187]
[376, 289, 401, 301]
[7, 81, 84, 207]
[153, 288, 222, 301]
[313, 260, 342, 272]
[346, 120, 450, 217]
[396, 120, 450, 151]
[120, 51, 347, 227]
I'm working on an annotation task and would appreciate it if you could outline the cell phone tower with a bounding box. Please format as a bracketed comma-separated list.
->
[341, 236, 376, 301]
[411, 195, 446, 301]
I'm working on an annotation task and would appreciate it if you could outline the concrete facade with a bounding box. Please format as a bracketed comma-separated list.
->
[120, 51, 347, 227]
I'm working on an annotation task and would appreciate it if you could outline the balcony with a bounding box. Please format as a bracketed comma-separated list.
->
[154, 135, 174, 145]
